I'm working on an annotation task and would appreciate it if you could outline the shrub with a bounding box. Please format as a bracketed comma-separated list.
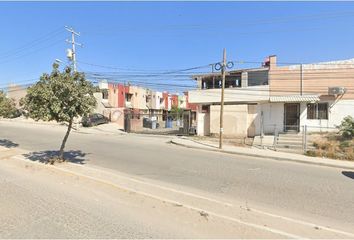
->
[338, 116, 354, 139]
[0, 91, 21, 118]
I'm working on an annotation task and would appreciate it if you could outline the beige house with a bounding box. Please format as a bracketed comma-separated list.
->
[189, 55, 354, 138]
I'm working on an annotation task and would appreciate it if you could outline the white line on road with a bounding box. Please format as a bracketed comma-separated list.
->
[240, 206, 354, 238]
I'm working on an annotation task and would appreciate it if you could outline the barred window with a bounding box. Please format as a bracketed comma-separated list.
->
[307, 103, 328, 120]
[318, 103, 328, 119]
[307, 104, 316, 119]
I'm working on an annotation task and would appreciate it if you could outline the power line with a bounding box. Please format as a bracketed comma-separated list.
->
[82, 10, 354, 34]
[77, 60, 213, 73]
[0, 39, 63, 65]
[0, 27, 64, 59]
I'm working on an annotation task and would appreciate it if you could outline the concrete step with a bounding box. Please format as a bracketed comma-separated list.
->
[277, 135, 303, 140]
[275, 147, 304, 154]
[276, 143, 303, 149]
[277, 139, 303, 144]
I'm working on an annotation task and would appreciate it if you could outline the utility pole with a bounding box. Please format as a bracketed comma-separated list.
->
[219, 49, 227, 149]
[212, 49, 233, 149]
[65, 26, 82, 72]
[300, 63, 303, 95]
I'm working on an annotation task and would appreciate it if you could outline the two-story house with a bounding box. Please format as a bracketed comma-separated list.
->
[188, 55, 354, 138]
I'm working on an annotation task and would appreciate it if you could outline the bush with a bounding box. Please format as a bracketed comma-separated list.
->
[0, 91, 21, 118]
[338, 116, 354, 139]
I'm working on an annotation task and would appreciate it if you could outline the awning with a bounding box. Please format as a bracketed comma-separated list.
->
[269, 95, 320, 103]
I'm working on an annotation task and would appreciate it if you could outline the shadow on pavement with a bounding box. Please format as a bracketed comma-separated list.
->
[0, 139, 19, 148]
[23, 150, 88, 164]
[342, 171, 354, 180]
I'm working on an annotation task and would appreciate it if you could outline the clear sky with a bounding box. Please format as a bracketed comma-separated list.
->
[2, 1, 354, 92]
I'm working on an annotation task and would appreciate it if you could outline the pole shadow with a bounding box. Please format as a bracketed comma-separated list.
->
[0, 139, 19, 148]
[23, 150, 88, 165]
[342, 171, 354, 180]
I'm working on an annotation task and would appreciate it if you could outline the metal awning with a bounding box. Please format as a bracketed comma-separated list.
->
[269, 95, 320, 103]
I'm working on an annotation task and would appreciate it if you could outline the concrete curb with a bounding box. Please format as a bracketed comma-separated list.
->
[0, 118, 65, 127]
[170, 139, 354, 170]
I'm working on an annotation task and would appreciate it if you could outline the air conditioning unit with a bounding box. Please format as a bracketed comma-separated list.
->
[328, 87, 347, 95]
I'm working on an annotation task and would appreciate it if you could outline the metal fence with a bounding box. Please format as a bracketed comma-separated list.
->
[257, 123, 339, 153]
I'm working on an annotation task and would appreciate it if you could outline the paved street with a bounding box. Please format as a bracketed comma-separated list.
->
[1, 121, 354, 237]
[3, 152, 269, 239]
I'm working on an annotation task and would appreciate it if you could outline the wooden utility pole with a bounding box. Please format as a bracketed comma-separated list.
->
[300, 63, 303, 95]
[219, 48, 227, 149]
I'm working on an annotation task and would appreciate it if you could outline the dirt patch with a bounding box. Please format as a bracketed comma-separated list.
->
[306, 133, 354, 161]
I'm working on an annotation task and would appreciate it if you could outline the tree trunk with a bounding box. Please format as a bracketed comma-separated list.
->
[59, 117, 73, 160]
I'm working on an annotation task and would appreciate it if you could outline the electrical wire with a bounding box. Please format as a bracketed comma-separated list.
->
[0, 27, 65, 60]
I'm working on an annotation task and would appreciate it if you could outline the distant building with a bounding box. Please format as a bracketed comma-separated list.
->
[7, 84, 27, 108]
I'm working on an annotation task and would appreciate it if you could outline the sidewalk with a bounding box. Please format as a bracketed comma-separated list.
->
[171, 137, 354, 170]
[0, 118, 126, 136]
[74, 123, 127, 136]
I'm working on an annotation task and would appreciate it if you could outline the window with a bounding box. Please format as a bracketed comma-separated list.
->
[248, 70, 269, 86]
[307, 103, 328, 119]
[125, 93, 132, 102]
[225, 76, 241, 88]
[102, 89, 108, 100]
[307, 104, 316, 119]
[201, 105, 209, 113]
[318, 103, 328, 119]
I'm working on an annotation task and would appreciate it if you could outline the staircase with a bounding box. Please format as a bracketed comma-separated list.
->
[274, 132, 303, 153]
[275, 132, 315, 154]
[252, 132, 315, 154]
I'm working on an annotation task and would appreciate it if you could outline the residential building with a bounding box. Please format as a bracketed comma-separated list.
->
[178, 94, 186, 109]
[171, 94, 179, 108]
[188, 55, 354, 138]
[94, 81, 128, 129]
[162, 92, 171, 111]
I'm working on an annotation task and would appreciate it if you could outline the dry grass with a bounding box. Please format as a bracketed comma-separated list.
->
[306, 133, 354, 161]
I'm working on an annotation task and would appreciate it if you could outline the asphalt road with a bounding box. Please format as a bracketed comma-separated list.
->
[1, 121, 354, 234]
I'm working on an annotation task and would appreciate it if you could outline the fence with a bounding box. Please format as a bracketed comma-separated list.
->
[123, 110, 197, 135]
[256, 123, 339, 153]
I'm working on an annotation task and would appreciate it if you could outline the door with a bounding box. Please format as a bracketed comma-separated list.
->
[284, 103, 300, 132]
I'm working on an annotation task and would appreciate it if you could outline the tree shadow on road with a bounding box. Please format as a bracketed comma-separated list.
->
[342, 171, 354, 180]
[23, 150, 88, 165]
[0, 139, 19, 148]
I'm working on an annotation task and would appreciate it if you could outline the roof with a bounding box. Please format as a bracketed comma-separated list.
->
[269, 95, 320, 103]
[192, 67, 268, 80]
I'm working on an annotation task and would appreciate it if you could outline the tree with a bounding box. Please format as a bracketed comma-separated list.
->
[22, 63, 96, 161]
[0, 91, 20, 118]
[170, 105, 183, 120]
[338, 115, 354, 139]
